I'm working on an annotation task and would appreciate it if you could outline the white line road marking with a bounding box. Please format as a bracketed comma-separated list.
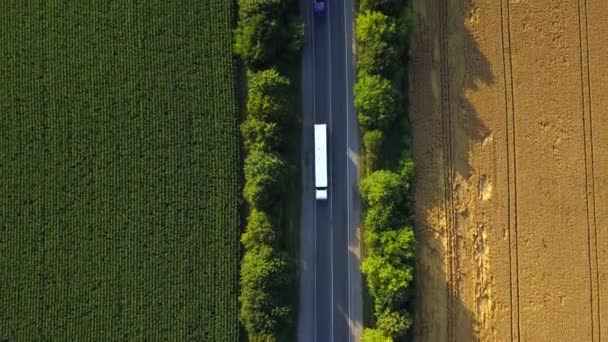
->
[327, 2, 335, 341]
[310, 5, 318, 341]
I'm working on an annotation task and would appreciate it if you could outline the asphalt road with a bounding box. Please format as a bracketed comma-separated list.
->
[298, 0, 362, 341]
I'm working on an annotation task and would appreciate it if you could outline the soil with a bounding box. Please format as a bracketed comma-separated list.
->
[409, 0, 607, 340]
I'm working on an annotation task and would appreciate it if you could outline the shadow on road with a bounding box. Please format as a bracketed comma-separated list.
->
[344, 155, 364, 341]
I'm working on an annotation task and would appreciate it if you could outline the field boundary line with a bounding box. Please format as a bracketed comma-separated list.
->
[576, 0, 601, 339]
[499, 0, 520, 340]
[437, 1, 456, 341]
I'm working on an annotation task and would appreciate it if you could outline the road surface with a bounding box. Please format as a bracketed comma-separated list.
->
[298, 0, 363, 341]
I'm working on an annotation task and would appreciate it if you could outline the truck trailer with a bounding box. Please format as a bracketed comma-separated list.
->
[314, 124, 328, 200]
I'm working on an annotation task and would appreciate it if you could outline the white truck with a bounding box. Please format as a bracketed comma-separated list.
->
[314, 124, 328, 200]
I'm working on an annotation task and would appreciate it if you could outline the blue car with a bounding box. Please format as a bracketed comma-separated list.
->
[313, 0, 325, 14]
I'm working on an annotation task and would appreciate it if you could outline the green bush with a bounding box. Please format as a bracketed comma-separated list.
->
[241, 209, 276, 250]
[241, 117, 281, 152]
[360, 170, 403, 207]
[362, 227, 415, 311]
[355, 11, 401, 75]
[354, 74, 400, 130]
[380, 227, 415, 264]
[363, 204, 396, 234]
[243, 150, 286, 208]
[241, 245, 288, 292]
[240, 244, 291, 337]
[376, 308, 411, 338]
[362, 328, 393, 342]
[234, 1, 304, 68]
[247, 68, 291, 122]
[361, 252, 412, 311]
[235, 14, 284, 68]
[239, 286, 276, 339]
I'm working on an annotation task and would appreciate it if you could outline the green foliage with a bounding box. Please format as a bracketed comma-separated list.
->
[234, 0, 304, 68]
[363, 130, 384, 171]
[243, 150, 286, 209]
[354, 74, 400, 130]
[239, 210, 295, 340]
[355, 0, 416, 337]
[287, 17, 306, 54]
[360, 170, 403, 207]
[241, 209, 276, 250]
[362, 328, 393, 342]
[241, 117, 281, 152]
[355, 11, 401, 75]
[362, 227, 415, 311]
[376, 309, 412, 338]
[380, 227, 415, 264]
[249, 334, 278, 342]
[241, 245, 289, 291]
[239, 208, 295, 337]
[235, 14, 285, 68]
[0, 1, 240, 340]
[235, 0, 304, 339]
[247, 68, 291, 123]
[361, 252, 413, 311]
[363, 204, 396, 234]
[240, 245, 292, 337]
[237, 2, 303, 340]
[359, 0, 403, 14]
[399, 155, 415, 182]
[363, 130, 385, 156]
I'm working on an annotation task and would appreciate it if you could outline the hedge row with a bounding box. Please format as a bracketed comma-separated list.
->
[354, 0, 416, 341]
[234, 0, 303, 341]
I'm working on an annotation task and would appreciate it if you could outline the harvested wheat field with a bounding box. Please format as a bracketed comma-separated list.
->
[409, 0, 607, 341]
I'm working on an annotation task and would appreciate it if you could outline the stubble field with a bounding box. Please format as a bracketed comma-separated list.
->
[410, 0, 607, 340]
[0, 1, 239, 340]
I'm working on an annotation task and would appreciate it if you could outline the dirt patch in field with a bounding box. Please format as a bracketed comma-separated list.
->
[409, 0, 608, 340]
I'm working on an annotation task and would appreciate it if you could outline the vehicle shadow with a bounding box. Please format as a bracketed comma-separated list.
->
[409, 0, 495, 340]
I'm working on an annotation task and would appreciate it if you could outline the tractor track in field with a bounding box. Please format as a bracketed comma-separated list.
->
[499, 0, 520, 340]
[437, 1, 457, 341]
[576, 0, 601, 338]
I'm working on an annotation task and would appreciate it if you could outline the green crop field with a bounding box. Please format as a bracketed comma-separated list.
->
[0, 1, 239, 340]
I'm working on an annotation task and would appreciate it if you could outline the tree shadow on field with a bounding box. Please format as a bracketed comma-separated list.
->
[409, 0, 495, 340]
